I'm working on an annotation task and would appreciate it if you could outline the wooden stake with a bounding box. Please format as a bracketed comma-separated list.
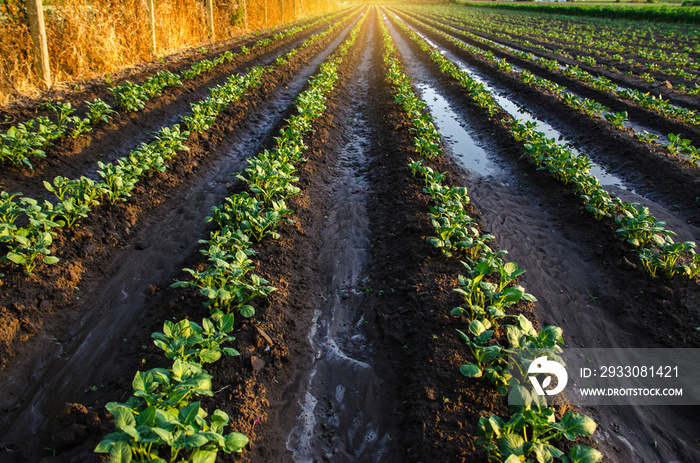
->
[26, 0, 51, 88]
[146, 0, 156, 54]
[205, 0, 215, 40]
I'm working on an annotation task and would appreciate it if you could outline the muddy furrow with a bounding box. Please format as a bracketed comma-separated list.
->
[383, 11, 700, 463]
[0, 13, 363, 460]
[283, 17, 402, 463]
[0, 14, 354, 198]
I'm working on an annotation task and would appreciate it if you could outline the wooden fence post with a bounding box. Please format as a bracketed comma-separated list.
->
[26, 0, 51, 88]
[146, 0, 157, 54]
[241, 0, 247, 30]
[264, 0, 268, 27]
[205, 0, 215, 40]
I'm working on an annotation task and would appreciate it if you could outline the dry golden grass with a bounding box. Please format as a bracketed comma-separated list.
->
[0, 0, 338, 107]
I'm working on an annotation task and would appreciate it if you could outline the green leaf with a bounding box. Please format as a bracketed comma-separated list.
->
[137, 406, 156, 427]
[39, 232, 52, 246]
[212, 409, 229, 423]
[499, 434, 525, 459]
[450, 306, 465, 316]
[459, 363, 483, 378]
[239, 305, 255, 318]
[469, 319, 486, 336]
[561, 412, 597, 440]
[534, 442, 564, 463]
[218, 313, 235, 333]
[151, 427, 173, 444]
[506, 325, 522, 348]
[94, 432, 125, 453]
[568, 445, 603, 463]
[185, 433, 210, 449]
[538, 325, 563, 347]
[191, 450, 218, 463]
[200, 287, 218, 299]
[179, 401, 201, 425]
[121, 425, 141, 440]
[132, 372, 147, 392]
[202, 318, 215, 333]
[108, 441, 133, 463]
[43, 255, 60, 265]
[170, 280, 191, 288]
[6, 252, 26, 264]
[509, 385, 533, 408]
[224, 432, 249, 452]
[516, 314, 535, 335]
[199, 348, 222, 364]
[477, 414, 505, 440]
[113, 406, 136, 429]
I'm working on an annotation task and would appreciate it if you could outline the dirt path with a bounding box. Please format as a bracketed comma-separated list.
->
[283, 18, 403, 462]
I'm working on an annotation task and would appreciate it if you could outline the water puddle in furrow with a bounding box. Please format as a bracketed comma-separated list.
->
[397, 18, 631, 190]
[286, 32, 393, 463]
[452, 27, 687, 147]
[0, 23, 358, 457]
[416, 83, 499, 177]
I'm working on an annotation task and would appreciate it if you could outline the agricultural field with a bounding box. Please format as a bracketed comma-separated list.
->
[0, 3, 699, 463]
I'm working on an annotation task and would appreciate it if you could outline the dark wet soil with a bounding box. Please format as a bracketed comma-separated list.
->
[1, 6, 700, 463]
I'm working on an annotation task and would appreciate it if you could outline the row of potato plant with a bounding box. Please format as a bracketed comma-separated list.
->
[390, 13, 700, 281]
[0, 13, 355, 277]
[173, 11, 366, 318]
[422, 7, 700, 94]
[459, 2, 700, 27]
[400, 11, 700, 167]
[380, 15, 602, 463]
[0, 9, 350, 170]
[94, 312, 250, 462]
[435, 6, 700, 68]
[413, 8, 700, 127]
[94, 12, 367, 463]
